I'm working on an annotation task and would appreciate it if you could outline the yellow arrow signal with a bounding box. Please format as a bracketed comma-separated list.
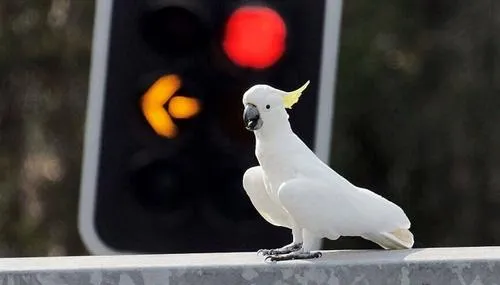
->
[140, 74, 201, 138]
[141, 75, 180, 138]
[168, 96, 201, 119]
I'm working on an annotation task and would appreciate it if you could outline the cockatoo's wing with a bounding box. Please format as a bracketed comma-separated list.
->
[243, 166, 292, 228]
[277, 178, 412, 242]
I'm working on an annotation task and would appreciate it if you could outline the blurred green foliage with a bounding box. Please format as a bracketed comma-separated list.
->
[328, 0, 500, 249]
[0, 0, 499, 256]
[0, 0, 93, 256]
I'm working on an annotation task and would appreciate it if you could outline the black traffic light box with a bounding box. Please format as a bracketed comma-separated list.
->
[79, 0, 341, 254]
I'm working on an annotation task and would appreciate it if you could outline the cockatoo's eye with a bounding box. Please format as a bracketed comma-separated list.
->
[265, 104, 271, 109]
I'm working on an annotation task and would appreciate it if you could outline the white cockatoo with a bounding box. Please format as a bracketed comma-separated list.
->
[242, 81, 414, 262]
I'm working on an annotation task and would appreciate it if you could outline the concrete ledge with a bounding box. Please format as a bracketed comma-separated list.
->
[0, 247, 499, 284]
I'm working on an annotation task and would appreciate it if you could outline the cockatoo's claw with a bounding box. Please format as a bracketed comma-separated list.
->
[264, 255, 278, 263]
[257, 249, 270, 256]
[258, 242, 303, 256]
[264, 251, 322, 262]
[257, 249, 279, 256]
[288, 242, 303, 251]
[257, 242, 302, 256]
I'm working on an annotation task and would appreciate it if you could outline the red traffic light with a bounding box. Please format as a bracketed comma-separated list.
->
[223, 6, 287, 69]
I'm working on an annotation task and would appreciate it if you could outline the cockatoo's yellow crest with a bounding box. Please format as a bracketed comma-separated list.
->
[282, 80, 310, 109]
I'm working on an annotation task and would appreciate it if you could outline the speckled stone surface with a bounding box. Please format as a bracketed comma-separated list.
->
[0, 247, 499, 284]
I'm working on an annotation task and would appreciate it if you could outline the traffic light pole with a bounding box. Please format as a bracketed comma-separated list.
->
[314, 0, 343, 162]
[78, 0, 117, 255]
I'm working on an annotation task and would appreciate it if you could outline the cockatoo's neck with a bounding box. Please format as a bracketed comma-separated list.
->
[254, 117, 293, 142]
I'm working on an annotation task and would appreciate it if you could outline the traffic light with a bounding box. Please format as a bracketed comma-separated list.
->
[78, 0, 342, 254]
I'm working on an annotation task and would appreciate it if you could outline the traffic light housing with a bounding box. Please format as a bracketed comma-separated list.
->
[79, 0, 342, 254]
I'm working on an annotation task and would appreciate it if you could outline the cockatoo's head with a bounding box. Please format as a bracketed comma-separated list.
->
[242, 81, 310, 132]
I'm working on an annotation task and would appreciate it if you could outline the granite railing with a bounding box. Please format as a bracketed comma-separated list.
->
[0, 247, 499, 284]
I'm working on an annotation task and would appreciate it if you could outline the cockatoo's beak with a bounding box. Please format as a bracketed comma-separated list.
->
[243, 104, 263, 131]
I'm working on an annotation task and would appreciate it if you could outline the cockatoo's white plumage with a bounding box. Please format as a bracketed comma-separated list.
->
[242, 82, 414, 262]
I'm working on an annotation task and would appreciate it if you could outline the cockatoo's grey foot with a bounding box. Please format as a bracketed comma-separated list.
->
[257, 242, 303, 256]
[265, 251, 322, 262]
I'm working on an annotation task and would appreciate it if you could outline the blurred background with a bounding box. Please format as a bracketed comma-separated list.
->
[0, 0, 499, 257]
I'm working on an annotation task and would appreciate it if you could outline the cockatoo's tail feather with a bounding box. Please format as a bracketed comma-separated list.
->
[362, 229, 414, 249]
